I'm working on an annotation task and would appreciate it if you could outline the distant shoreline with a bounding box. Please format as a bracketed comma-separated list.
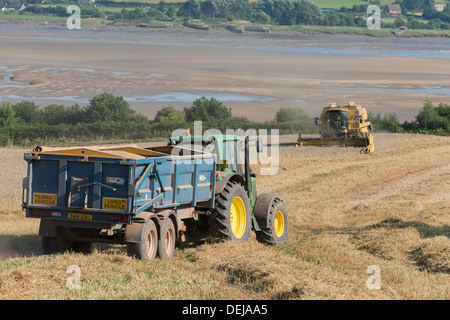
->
[2, 17, 450, 38]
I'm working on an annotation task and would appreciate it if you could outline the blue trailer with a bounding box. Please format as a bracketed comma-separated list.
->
[23, 136, 288, 260]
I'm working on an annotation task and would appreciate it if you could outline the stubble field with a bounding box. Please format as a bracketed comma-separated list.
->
[0, 133, 448, 300]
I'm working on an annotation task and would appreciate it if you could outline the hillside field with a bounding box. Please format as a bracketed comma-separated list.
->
[0, 133, 448, 300]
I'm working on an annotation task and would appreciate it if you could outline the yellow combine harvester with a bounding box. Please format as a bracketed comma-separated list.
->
[297, 102, 375, 153]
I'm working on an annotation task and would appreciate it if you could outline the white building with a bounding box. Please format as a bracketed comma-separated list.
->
[434, 3, 444, 12]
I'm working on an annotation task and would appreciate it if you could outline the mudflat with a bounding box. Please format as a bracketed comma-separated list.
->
[1, 22, 450, 121]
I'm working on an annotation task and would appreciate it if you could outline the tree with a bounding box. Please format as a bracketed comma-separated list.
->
[251, 10, 271, 24]
[272, 0, 295, 25]
[402, 0, 427, 11]
[178, 0, 202, 18]
[0, 101, 16, 127]
[258, 0, 274, 17]
[294, 0, 321, 25]
[41, 104, 67, 125]
[226, 0, 252, 20]
[416, 99, 449, 132]
[154, 106, 185, 123]
[64, 104, 86, 125]
[13, 100, 41, 124]
[368, 112, 402, 132]
[275, 107, 310, 123]
[382, 113, 403, 132]
[422, 6, 438, 19]
[437, 103, 450, 118]
[84, 92, 136, 122]
[394, 17, 406, 28]
[184, 97, 232, 123]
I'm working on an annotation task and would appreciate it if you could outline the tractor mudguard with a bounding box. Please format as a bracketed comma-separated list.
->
[124, 212, 160, 244]
[253, 193, 281, 229]
[215, 173, 247, 194]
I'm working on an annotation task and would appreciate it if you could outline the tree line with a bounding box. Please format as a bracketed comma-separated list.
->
[368, 99, 450, 135]
[0, 93, 315, 146]
[0, 93, 448, 146]
[18, 0, 450, 30]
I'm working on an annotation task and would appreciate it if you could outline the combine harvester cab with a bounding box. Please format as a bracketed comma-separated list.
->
[23, 136, 288, 260]
[298, 102, 375, 153]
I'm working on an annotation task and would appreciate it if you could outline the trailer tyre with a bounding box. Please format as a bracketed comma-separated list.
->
[158, 218, 176, 259]
[127, 218, 159, 260]
[42, 236, 67, 255]
[209, 181, 252, 241]
[256, 198, 288, 245]
[41, 226, 73, 254]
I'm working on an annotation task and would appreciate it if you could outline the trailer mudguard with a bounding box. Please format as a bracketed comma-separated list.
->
[39, 218, 57, 237]
[252, 193, 280, 229]
[124, 212, 160, 244]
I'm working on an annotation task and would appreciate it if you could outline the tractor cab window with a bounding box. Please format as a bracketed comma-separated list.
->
[325, 110, 348, 132]
[223, 140, 243, 174]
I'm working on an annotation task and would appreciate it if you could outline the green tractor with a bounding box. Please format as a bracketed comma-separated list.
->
[167, 134, 288, 245]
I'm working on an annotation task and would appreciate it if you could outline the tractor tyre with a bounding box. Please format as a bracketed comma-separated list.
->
[209, 181, 252, 241]
[256, 198, 288, 245]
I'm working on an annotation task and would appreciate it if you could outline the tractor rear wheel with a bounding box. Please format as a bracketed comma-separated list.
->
[209, 181, 252, 241]
[256, 198, 288, 245]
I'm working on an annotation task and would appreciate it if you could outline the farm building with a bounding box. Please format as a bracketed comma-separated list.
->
[386, 4, 402, 16]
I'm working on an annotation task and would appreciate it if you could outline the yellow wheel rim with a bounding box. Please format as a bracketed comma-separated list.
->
[274, 211, 285, 238]
[230, 196, 246, 239]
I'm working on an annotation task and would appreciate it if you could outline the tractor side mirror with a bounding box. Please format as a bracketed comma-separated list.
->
[315, 117, 319, 126]
[256, 140, 263, 153]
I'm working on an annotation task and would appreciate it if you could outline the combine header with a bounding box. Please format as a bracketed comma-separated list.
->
[297, 102, 375, 153]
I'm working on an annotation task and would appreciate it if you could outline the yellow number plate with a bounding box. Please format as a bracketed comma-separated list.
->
[33, 193, 57, 206]
[103, 198, 127, 210]
[68, 213, 92, 220]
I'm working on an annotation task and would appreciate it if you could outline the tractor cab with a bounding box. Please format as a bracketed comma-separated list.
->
[166, 134, 243, 172]
[166, 134, 262, 207]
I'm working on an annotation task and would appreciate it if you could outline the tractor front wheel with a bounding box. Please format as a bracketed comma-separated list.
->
[256, 198, 288, 245]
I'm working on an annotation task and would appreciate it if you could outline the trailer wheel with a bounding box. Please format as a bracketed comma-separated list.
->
[158, 218, 176, 259]
[41, 225, 73, 255]
[209, 181, 252, 241]
[42, 236, 67, 255]
[71, 241, 92, 254]
[42, 236, 92, 255]
[127, 218, 159, 260]
[256, 198, 288, 245]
